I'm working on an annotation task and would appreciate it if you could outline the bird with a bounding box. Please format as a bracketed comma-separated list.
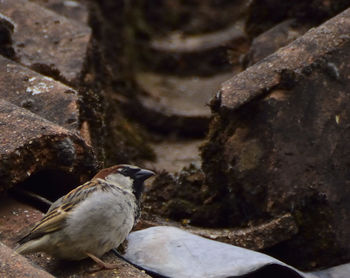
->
[15, 164, 155, 270]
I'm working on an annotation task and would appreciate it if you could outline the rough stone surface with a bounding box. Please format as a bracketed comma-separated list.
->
[134, 72, 232, 135]
[244, 19, 311, 67]
[185, 213, 298, 250]
[0, 197, 44, 247]
[219, 9, 350, 111]
[31, 0, 89, 24]
[24, 251, 152, 278]
[0, 100, 96, 194]
[245, 0, 350, 38]
[0, 55, 79, 130]
[0, 241, 54, 278]
[0, 0, 91, 84]
[72, 0, 157, 165]
[202, 8, 350, 269]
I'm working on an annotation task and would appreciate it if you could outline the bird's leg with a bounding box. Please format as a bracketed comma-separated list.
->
[86, 253, 118, 272]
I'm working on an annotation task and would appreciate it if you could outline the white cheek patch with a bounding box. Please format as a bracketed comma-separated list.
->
[104, 174, 133, 190]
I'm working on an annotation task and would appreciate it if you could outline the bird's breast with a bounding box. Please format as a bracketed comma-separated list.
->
[60, 190, 137, 257]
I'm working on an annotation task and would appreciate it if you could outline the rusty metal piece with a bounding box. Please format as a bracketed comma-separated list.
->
[0, 0, 91, 84]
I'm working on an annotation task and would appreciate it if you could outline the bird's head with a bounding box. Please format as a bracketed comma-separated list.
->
[93, 165, 155, 199]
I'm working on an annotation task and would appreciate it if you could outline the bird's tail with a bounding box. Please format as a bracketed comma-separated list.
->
[15, 236, 47, 255]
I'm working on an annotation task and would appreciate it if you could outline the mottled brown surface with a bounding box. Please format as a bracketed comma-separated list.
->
[0, 197, 44, 247]
[0, 0, 91, 84]
[202, 7, 350, 269]
[25, 251, 151, 278]
[0, 242, 54, 278]
[0, 100, 96, 194]
[0, 55, 79, 130]
[143, 139, 203, 173]
[186, 213, 298, 250]
[31, 0, 89, 24]
[220, 8, 350, 110]
[244, 19, 311, 67]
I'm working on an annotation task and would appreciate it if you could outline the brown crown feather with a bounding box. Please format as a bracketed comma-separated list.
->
[92, 165, 122, 179]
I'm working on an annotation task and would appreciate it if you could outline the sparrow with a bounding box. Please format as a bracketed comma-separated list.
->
[15, 164, 155, 270]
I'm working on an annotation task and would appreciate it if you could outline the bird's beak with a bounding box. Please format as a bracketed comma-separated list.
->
[135, 169, 155, 181]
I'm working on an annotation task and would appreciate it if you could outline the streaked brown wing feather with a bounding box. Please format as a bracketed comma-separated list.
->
[47, 180, 100, 213]
[18, 179, 109, 244]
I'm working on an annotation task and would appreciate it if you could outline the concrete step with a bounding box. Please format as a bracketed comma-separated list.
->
[140, 21, 248, 76]
[133, 71, 234, 136]
[143, 139, 203, 174]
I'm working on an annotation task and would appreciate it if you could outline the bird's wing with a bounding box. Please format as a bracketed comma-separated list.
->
[47, 178, 107, 213]
[18, 179, 112, 244]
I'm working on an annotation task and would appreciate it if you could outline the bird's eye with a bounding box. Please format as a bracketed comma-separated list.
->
[119, 168, 128, 175]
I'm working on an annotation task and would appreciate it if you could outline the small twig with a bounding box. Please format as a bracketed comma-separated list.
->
[10, 187, 53, 207]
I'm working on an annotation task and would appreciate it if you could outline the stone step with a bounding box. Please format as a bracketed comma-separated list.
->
[133, 71, 234, 136]
[143, 139, 203, 174]
[139, 21, 248, 76]
[0, 0, 91, 85]
[136, 0, 249, 36]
